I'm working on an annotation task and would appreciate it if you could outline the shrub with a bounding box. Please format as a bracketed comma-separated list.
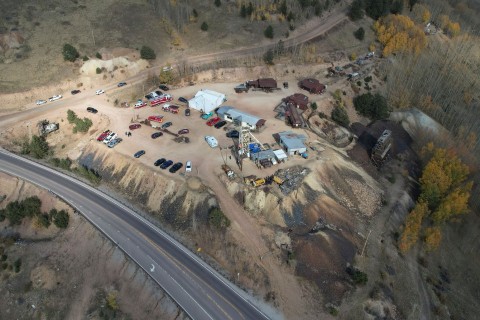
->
[75, 165, 101, 184]
[14, 258, 21, 273]
[3, 196, 42, 225]
[208, 207, 230, 229]
[1, 254, 7, 262]
[0, 209, 5, 222]
[51, 209, 69, 229]
[364, 75, 373, 82]
[96, 67, 102, 74]
[214, 0, 221, 7]
[347, 266, 368, 285]
[331, 106, 350, 127]
[82, 55, 89, 61]
[140, 46, 156, 60]
[311, 102, 318, 110]
[37, 213, 51, 228]
[22, 135, 50, 159]
[62, 44, 79, 62]
[66, 110, 93, 133]
[240, 4, 247, 17]
[354, 27, 365, 40]
[192, 9, 198, 17]
[201, 22, 209, 31]
[264, 25, 274, 39]
[263, 49, 274, 65]
[95, 52, 102, 59]
[353, 92, 390, 120]
[349, 0, 364, 21]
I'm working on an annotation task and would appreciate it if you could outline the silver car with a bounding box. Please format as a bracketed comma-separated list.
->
[107, 137, 122, 148]
[36, 99, 47, 105]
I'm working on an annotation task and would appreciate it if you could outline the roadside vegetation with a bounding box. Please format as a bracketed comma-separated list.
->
[208, 207, 230, 229]
[20, 135, 101, 185]
[67, 110, 93, 133]
[0, 196, 69, 229]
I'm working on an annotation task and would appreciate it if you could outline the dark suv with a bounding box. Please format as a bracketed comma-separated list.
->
[169, 162, 183, 173]
[87, 107, 98, 114]
[160, 160, 173, 169]
[154, 158, 166, 166]
[134, 150, 145, 158]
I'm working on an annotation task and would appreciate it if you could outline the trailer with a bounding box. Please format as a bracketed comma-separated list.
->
[246, 78, 279, 92]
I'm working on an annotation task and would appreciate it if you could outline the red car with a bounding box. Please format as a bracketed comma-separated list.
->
[150, 94, 173, 106]
[147, 115, 164, 123]
[97, 130, 111, 141]
[129, 124, 141, 130]
[206, 117, 221, 126]
[178, 128, 189, 135]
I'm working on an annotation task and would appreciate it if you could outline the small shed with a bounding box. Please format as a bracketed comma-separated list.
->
[273, 149, 288, 162]
[283, 93, 309, 110]
[189, 89, 226, 114]
[217, 106, 266, 131]
[277, 131, 307, 156]
[299, 78, 326, 94]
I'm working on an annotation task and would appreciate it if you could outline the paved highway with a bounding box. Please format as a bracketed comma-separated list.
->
[0, 149, 273, 320]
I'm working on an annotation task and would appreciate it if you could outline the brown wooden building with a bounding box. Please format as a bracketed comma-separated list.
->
[299, 78, 326, 94]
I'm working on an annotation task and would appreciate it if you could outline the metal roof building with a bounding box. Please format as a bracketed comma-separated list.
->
[277, 131, 307, 155]
[217, 106, 266, 130]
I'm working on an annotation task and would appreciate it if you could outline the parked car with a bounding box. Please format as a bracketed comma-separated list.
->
[134, 150, 145, 158]
[134, 100, 147, 109]
[107, 137, 122, 148]
[151, 132, 163, 139]
[97, 130, 111, 142]
[161, 122, 172, 129]
[160, 160, 173, 169]
[103, 132, 117, 144]
[129, 124, 141, 130]
[201, 112, 214, 120]
[155, 90, 163, 96]
[159, 84, 169, 91]
[206, 117, 221, 126]
[185, 161, 192, 172]
[169, 162, 183, 173]
[48, 95, 62, 102]
[214, 120, 227, 129]
[204, 136, 218, 148]
[35, 99, 47, 105]
[117, 82, 127, 87]
[145, 94, 154, 100]
[154, 158, 166, 166]
[178, 129, 189, 135]
[178, 97, 188, 104]
[95, 89, 105, 95]
[87, 107, 98, 114]
[185, 108, 190, 116]
[71, 90, 81, 95]
[226, 130, 239, 138]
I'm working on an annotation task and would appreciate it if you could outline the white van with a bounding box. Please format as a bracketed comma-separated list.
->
[204, 136, 218, 148]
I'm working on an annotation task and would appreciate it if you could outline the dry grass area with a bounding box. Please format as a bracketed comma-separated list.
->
[0, 173, 185, 320]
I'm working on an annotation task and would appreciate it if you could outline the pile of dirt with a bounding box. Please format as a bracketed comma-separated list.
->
[80, 57, 149, 77]
[308, 115, 353, 147]
[275, 166, 310, 195]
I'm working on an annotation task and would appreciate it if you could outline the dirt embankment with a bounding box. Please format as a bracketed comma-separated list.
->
[0, 172, 186, 320]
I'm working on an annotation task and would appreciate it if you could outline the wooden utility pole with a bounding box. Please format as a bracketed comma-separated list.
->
[361, 230, 372, 257]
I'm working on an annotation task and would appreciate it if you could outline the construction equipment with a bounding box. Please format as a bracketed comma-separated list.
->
[222, 165, 235, 179]
[251, 178, 266, 187]
[273, 176, 284, 185]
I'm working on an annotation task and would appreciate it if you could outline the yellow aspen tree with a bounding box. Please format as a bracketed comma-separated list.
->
[399, 201, 430, 253]
[424, 226, 442, 252]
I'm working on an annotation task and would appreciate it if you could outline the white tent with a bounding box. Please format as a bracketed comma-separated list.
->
[188, 89, 226, 114]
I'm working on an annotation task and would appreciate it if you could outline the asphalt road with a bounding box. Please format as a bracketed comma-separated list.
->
[0, 149, 273, 320]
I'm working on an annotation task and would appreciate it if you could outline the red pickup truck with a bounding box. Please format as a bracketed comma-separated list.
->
[147, 115, 164, 123]
[96, 130, 111, 141]
[206, 117, 221, 126]
[150, 94, 173, 107]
